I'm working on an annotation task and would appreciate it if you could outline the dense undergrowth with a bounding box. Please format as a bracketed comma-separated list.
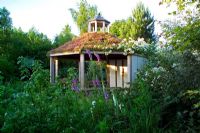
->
[1, 2, 200, 132]
[0, 48, 199, 133]
[0, 60, 161, 133]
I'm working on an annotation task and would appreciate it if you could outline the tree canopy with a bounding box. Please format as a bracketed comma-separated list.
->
[69, 0, 98, 34]
[161, 0, 200, 52]
[53, 25, 74, 46]
[0, 7, 12, 31]
[110, 2, 155, 43]
[0, 7, 53, 81]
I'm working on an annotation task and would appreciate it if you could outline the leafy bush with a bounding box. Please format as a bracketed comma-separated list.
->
[0, 61, 160, 132]
[138, 48, 200, 132]
[0, 56, 16, 81]
[130, 77, 160, 132]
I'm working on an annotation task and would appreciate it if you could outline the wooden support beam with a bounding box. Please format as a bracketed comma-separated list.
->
[55, 58, 59, 78]
[122, 60, 124, 88]
[50, 57, 55, 83]
[115, 60, 117, 87]
[80, 54, 85, 89]
[78, 61, 81, 82]
[95, 21, 97, 32]
[88, 22, 91, 32]
[102, 21, 105, 32]
[106, 60, 110, 87]
[127, 55, 132, 87]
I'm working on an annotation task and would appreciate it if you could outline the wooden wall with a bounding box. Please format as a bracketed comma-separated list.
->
[108, 59, 128, 88]
[107, 55, 146, 88]
[131, 55, 146, 81]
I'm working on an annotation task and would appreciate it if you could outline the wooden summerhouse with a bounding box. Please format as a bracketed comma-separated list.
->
[49, 14, 146, 89]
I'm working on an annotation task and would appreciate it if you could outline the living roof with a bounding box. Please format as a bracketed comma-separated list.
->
[50, 32, 121, 55]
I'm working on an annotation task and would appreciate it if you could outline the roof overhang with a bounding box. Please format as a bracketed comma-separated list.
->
[50, 52, 80, 57]
[50, 51, 127, 57]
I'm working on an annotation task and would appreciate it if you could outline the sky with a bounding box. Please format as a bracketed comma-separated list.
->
[0, 0, 171, 40]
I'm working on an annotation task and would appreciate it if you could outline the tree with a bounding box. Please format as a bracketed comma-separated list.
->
[69, 0, 98, 34]
[161, 0, 200, 52]
[110, 2, 155, 43]
[0, 7, 12, 31]
[160, 0, 200, 13]
[0, 7, 12, 54]
[130, 2, 155, 43]
[110, 19, 132, 39]
[54, 25, 74, 46]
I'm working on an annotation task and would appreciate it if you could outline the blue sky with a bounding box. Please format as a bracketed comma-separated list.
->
[0, 0, 171, 40]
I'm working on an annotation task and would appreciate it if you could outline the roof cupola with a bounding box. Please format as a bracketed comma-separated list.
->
[88, 13, 110, 33]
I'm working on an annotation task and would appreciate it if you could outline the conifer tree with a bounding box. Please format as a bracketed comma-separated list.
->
[110, 2, 155, 43]
[130, 2, 155, 43]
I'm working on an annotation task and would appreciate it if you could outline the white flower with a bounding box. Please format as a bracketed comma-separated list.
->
[92, 100, 96, 107]
[119, 103, 124, 111]
[145, 72, 148, 76]
[128, 48, 132, 51]
[172, 63, 177, 68]
[137, 38, 144, 42]
[123, 52, 127, 55]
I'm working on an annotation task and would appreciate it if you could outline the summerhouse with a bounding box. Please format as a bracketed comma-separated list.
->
[49, 14, 146, 89]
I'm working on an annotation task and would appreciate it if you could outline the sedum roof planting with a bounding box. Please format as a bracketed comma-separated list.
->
[50, 32, 121, 54]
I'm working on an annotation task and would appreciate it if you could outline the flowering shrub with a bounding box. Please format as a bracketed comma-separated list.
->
[136, 48, 200, 132]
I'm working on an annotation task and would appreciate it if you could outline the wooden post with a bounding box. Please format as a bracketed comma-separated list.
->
[80, 54, 85, 89]
[78, 61, 81, 82]
[102, 21, 105, 32]
[88, 22, 91, 32]
[107, 25, 110, 33]
[95, 21, 97, 32]
[127, 55, 132, 87]
[50, 56, 55, 83]
[55, 58, 58, 78]
[106, 60, 110, 87]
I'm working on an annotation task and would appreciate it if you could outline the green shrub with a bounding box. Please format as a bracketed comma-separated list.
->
[0, 64, 162, 132]
[138, 49, 200, 132]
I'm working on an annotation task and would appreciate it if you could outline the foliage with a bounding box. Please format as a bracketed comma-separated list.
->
[0, 7, 52, 81]
[60, 67, 79, 90]
[110, 2, 155, 43]
[160, 0, 200, 13]
[0, 71, 3, 84]
[0, 63, 161, 132]
[137, 47, 200, 131]
[0, 7, 12, 32]
[131, 2, 155, 43]
[110, 19, 132, 39]
[147, 1, 200, 131]
[69, 0, 98, 34]
[17, 56, 35, 80]
[160, 0, 200, 52]
[162, 18, 200, 52]
[106, 37, 156, 57]
[54, 25, 74, 46]
[17, 56, 44, 81]
[130, 77, 160, 132]
[0, 56, 15, 81]
[0, 1, 200, 132]
[175, 89, 200, 132]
